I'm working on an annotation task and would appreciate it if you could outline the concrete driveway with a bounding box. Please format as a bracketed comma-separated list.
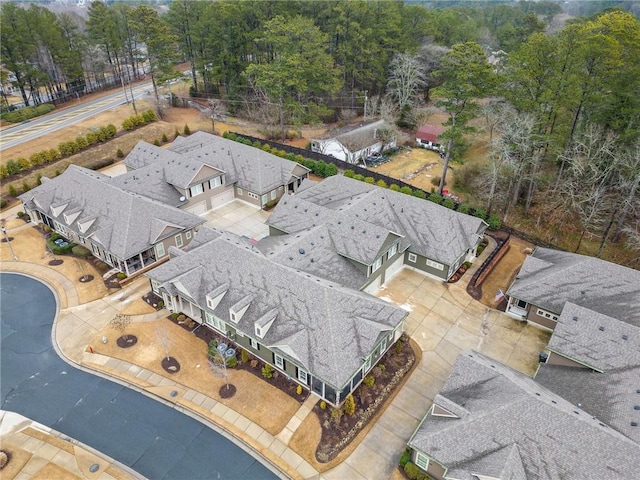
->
[200, 200, 271, 241]
[321, 268, 551, 480]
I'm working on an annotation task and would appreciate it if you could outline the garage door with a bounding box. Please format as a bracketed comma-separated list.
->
[187, 201, 207, 215]
[384, 255, 405, 282]
[363, 275, 382, 294]
[211, 190, 234, 210]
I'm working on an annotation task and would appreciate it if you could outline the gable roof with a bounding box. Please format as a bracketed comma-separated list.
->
[147, 230, 407, 389]
[534, 302, 640, 444]
[164, 131, 309, 195]
[268, 175, 486, 265]
[408, 351, 640, 480]
[505, 248, 640, 326]
[19, 165, 204, 259]
[416, 124, 445, 143]
[315, 119, 392, 152]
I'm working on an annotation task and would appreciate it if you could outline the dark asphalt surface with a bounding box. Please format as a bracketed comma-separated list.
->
[1, 273, 278, 480]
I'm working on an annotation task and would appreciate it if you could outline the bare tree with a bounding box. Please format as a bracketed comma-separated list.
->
[109, 313, 132, 341]
[387, 53, 426, 110]
[416, 42, 449, 102]
[205, 98, 226, 134]
[611, 140, 640, 243]
[622, 221, 640, 266]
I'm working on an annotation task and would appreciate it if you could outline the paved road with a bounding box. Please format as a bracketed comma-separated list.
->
[0, 82, 152, 151]
[0, 273, 278, 480]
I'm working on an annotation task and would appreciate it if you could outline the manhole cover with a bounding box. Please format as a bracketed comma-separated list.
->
[89, 464, 100, 473]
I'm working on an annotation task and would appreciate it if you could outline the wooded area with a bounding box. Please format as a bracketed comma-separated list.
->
[1, 0, 639, 264]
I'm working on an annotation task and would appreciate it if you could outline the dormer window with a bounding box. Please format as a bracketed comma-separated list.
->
[189, 183, 204, 197]
[254, 310, 277, 339]
[206, 283, 229, 310]
[229, 295, 253, 323]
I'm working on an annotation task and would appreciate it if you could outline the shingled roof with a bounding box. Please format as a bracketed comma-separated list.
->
[18, 165, 204, 259]
[147, 231, 407, 389]
[534, 302, 640, 444]
[408, 351, 640, 480]
[268, 175, 486, 265]
[506, 248, 640, 327]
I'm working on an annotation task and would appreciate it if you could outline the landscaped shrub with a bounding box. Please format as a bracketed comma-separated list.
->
[122, 118, 135, 131]
[296, 385, 303, 395]
[487, 214, 502, 230]
[404, 461, 420, 480]
[364, 177, 375, 184]
[71, 245, 92, 257]
[473, 208, 487, 220]
[5, 159, 22, 175]
[162, 133, 168, 143]
[261, 363, 274, 379]
[58, 141, 75, 156]
[428, 193, 443, 204]
[241, 349, 249, 364]
[117, 149, 124, 158]
[324, 163, 338, 176]
[17, 211, 24, 218]
[226, 356, 238, 367]
[174, 128, 180, 139]
[363, 375, 375, 387]
[399, 449, 411, 468]
[1, 103, 55, 123]
[142, 110, 156, 123]
[389, 184, 400, 191]
[344, 169, 355, 178]
[47, 234, 75, 254]
[8, 185, 18, 197]
[458, 203, 471, 214]
[153, 139, 160, 146]
[86, 131, 98, 145]
[75, 136, 88, 150]
[0, 165, 7, 180]
[376, 179, 387, 188]
[21, 181, 31, 193]
[183, 124, 191, 135]
[431, 176, 441, 186]
[320, 401, 327, 410]
[395, 340, 403, 353]
[343, 394, 356, 415]
[443, 198, 456, 209]
[400, 186, 413, 195]
[0, 198, 7, 209]
[208, 339, 218, 356]
[353, 174, 365, 181]
[18, 157, 30, 171]
[96, 261, 110, 273]
[29, 152, 44, 167]
[116, 272, 127, 280]
[35, 174, 42, 186]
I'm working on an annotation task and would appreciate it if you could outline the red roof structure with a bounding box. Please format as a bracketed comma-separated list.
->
[416, 124, 445, 143]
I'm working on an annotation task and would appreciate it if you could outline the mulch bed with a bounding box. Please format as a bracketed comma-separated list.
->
[48, 259, 63, 266]
[79, 275, 94, 283]
[116, 335, 138, 348]
[314, 335, 416, 463]
[1, 237, 14, 243]
[466, 233, 503, 300]
[219, 384, 237, 398]
[142, 291, 165, 311]
[161, 356, 181, 373]
[167, 314, 306, 403]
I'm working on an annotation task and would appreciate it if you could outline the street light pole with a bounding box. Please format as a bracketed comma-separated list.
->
[1, 225, 18, 261]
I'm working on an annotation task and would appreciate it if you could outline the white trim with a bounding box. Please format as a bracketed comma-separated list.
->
[155, 243, 165, 258]
[408, 252, 417, 263]
[237, 188, 243, 195]
[209, 176, 222, 189]
[387, 243, 397, 258]
[205, 312, 225, 332]
[415, 452, 429, 471]
[249, 337, 259, 349]
[297, 369, 308, 384]
[536, 308, 559, 322]
[426, 258, 444, 271]
[175, 233, 183, 248]
[189, 183, 204, 197]
[372, 257, 382, 272]
[274, 354, 284, 369]
[186, 230, 192, 240]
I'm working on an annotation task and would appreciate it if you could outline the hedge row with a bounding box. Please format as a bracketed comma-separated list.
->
[222, 131, 338, 178]
[343, 169, 502, 230]
[122, 110, 156, 130]
[0, 124, 117, 181]
[1, 103, 55, 123]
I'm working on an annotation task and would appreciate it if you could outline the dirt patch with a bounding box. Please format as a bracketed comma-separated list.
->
[478, 234, 535, 308]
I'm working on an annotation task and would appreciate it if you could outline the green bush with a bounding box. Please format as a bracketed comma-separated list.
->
[85, 131, 98, 145]
[241, 349, 249, 363]
[226, 356, 238, 367]
[399, 449, 412, 468]
[400, 186, 413, 195]
[320, 401, 327, 410]
[116, 272, 127, 280]
[458, 203, 471, 214]
[430, 176, 441, 186]
[343, 394, 356, 415]
[487, 214, 502, 230]
[364, 177, 375, 184]
[0, 165, 8, 179]
[0, 198, 7, 209]
[1, 103, 54, 123]
[47, 235, 76, 254]
[174, 128, 180, 139]
[30, 152, 44, 167]
[473, 208, 487, 220]
[363, 375, 375, 387]
[142, 110, 156, 123]
[443, 198, 455, 209]
[183, 124, 191, 135]
[18, 157, 30, 171]
[324, 163, 338, 177]
[428, 193, 443, 204]
[395, 340, 403, 353]
[162, 133, 168, 143]
[58, 141, 76, 156]
[5, 159, 22, 175]
[353, 174, 365, 182]
[75, 136, 88, 150]
[208, 339, 219, 356]
[404, 461, 420, 480]
[342, 169, 355, 178]
[71, 245, 92, 257]
[389, 184, 400, 191]
[376, 179, 387, 188]
[153, 139, 160, 146]
[21, 180, 31, 193]
[35, 174, 42, 186]
[8, 184, 18, 197]
[122, 118, 135, 131]
[117, 149, 124, 158]
[261, 363, 274, 379]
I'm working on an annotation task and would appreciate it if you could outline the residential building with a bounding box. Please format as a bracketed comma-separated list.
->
[407, 350, 640, 480]
[310, 119, 396, 164]
[415, 124, 444, 151]
[267, 175, 487, 288]
[147, 228, 407, 407]
[504, 248, 640, 329]
[19, 165, 204, 276]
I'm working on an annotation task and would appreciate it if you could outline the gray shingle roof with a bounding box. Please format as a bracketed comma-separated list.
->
[408, 351, 640, 480]
[506, 248, 640, 326]
[534, 302, 640, 444]
[268, 175, 486, 265]
[147, 231, 407, 389]
[165, 131, 309, 195]
[19, 165, 204, 259]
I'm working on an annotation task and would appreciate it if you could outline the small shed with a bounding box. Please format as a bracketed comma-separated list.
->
[416, 124, 445, 151]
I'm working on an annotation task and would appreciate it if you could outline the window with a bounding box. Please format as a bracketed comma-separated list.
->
[363, 356, 371, 373]
[53, 221, 67, 235]
[408, 253, 417, 263]
[237, 188, 243, 196]
[186, 231, 192, 240]
[209, 176, 222, 189]
[415, 452, 429, 471]
[205, 312, 225, 332]
[536, 308, 559, 322]
[175, 233, 183, 248]
[516, 299, 527, 309]
[189, 183, 204, 197]
[270, 190, 277, 200]
[379, 336, 387, 354]
[249, 338, 260, 350]
[426, 259, 444, 271]
[297, 369, 308, 384]
[206, 297, 214, 309]
[151, 280, 160, 293]
[248, 192, 259, 200]
[91, 243, 101, 256]
[274, 354, 285, 369]
[156, 243, 165, 258]
[372, 257, 382, 273]
[387, 244, 397, 259]
[261, 194, 268, 205]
